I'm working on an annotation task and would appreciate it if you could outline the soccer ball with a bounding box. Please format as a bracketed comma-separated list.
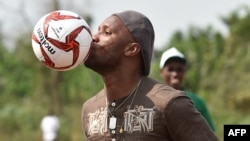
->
[31, 10, 92, 71]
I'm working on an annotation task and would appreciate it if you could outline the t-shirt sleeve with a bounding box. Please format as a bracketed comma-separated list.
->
[164, 95, 219, 141]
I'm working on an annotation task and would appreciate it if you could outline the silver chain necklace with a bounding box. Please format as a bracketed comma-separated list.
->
[106, 78, 142, 130]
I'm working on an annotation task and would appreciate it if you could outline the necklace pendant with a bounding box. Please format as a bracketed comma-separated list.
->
[119, 128, 123, 133]
[109, 116, 117, 129]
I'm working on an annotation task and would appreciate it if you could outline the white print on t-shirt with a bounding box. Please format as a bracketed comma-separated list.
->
[87, 105, 156, 135]
[88, 107, 108, 135]
[124, 105, 156, 133]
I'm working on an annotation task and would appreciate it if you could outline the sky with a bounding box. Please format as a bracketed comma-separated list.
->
[89, 0, 250, 49]
[1, 0, 250, 50]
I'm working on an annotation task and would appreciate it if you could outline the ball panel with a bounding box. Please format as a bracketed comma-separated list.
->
[77, 28, 92, 47]
[47, 20, 68, 41]
[54, 51, 74, 67]
[31, 40, 44, 61]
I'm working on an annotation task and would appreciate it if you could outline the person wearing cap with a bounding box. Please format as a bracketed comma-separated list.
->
[82, 10, 218, 141]
[159, 47, 215, 131]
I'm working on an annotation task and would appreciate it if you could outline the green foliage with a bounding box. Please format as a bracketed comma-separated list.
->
[0, 31, 102, 140]
[151, 6, 250, 141]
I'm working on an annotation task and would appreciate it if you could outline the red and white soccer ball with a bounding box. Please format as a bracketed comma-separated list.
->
[31, 10, 92, 71]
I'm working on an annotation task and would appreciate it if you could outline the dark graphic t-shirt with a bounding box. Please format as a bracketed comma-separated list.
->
[82, 77, 218, 141]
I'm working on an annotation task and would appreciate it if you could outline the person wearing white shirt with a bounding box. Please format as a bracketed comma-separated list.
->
[41, 110, 60, 141]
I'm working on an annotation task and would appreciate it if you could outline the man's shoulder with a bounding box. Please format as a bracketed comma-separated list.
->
[82, 89, 105, 108]
[142, 77, 186, 103]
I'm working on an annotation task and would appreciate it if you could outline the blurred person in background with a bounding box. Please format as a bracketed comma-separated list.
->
[159, 47, 215, 131]
[41, 110, 60, 141]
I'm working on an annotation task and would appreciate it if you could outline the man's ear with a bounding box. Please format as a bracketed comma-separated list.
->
[124, 43, 140, 56]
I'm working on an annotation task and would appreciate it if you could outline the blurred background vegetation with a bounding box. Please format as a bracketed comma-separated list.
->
[1, 0, 250, 141]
